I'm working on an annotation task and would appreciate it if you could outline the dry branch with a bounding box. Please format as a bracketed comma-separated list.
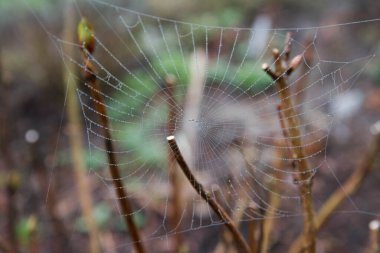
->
[165, 74, 186, 252]
[239, 146, 264, 253]
[77, 18, 146, 253]
[367, 220, 380, 253]
[262, 37, 316, 253]
[260, 140, 284, 253]
[167, 135, 252, 253]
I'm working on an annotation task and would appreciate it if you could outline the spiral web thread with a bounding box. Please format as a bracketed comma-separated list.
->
[52, 0, 379, 248]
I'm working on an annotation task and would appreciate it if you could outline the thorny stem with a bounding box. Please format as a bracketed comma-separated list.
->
[78, 18, 146, 253]
[167, 136, 252, 253]
[288, 122, 380, 253]
[262, 40, 316, 253]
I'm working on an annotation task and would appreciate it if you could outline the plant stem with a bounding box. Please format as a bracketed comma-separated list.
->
[84, 58, 146, 253]
[260, 140, 283, 253]
[63, 6, 100, 253]
[248, 219, 258, 253]
[0, 236, 13, 253]
[263, 46, 316, 253]
[165, 75, 185, 252]
[167, 135, 252, 253]
[78, 18, 146, 253]
[239, 146, 265, 253]
[0, 71, 18, 253]
[367, 220, 380, 253]
[288, 122, 380, 253]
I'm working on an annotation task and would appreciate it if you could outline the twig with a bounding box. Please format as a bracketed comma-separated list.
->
[5, 171, 18, 253]
[367, 220, 380, 253]
[165, 74, 186, 252]
[167, 135, 252, 253]
[77, 18, 146, 253]
[262, 41, 316, 252]
[277, 105, 290, 139]
[63, 6, 100, 253]
[0, 236, 13, 253]
[0, 80, 18, 253]
[248, 217, 258, 253]
[288, 122, 380, 253]
[215, 178, 253, 253]
[284, 32, 293, 63]
[239, 146, 264, 253]
[260, 140, 284, 253]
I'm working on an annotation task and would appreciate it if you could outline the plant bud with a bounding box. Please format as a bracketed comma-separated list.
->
[77, 18, 95, 54]
[289, 54, 302, 71]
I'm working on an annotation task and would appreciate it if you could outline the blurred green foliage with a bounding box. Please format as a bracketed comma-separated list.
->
[114, 211, 146, 231]
[107, 51, 191, 169]
[58, 148, 107, 171]
[115, 104, 168, 166]
[191, 7, 244, 27]
[0, 0, 53, 15]
[16, 216, 39, 245]
[75, 202, 111, 231]
[209, 59, 272, 92]
[75, 201, 145, 232]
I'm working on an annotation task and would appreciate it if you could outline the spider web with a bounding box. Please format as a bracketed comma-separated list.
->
[51, 0, 379, 250]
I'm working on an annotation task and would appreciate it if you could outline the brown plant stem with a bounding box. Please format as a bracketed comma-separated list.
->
[214, 180, 252, 253]
[367, 220, 379, 253]
[63, 6, 100, 253]
[288, 123, 380, 253]
[78, 19, 146, 253]
[165, 75, 185, 252]
[239, 147, 264, 253]
[260, 140, 284, 253]
[0, 236, 12, 253]
[263, 46, 316, 253]
[4, 173, 18, 253]
[83, 59, 146, 253]
[167, 135, 252, 253]
[0, 75, 18, 253]
[248, 218, 258, 253]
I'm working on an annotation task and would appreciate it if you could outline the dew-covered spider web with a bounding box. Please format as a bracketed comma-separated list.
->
[51, 0, 380, 250]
